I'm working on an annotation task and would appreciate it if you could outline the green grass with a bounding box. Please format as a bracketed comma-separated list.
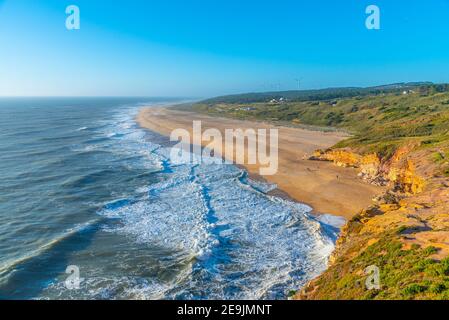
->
[312, 229, 449, 300]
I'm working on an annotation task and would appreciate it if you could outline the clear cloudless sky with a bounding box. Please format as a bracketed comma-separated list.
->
[1, 0, 449, 97]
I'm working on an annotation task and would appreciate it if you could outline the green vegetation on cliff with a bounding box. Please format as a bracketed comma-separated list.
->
[306, 228, 449, 300]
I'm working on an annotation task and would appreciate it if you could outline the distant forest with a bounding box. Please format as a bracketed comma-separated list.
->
[202, 82, 449, 104]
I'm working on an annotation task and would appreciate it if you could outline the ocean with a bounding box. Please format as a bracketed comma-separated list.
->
[0, 97, 342, 300]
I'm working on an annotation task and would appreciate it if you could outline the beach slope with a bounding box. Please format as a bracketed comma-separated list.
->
[137, 107, 384, 219]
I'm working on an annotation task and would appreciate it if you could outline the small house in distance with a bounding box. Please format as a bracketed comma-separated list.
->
[269, 97, 287, 104]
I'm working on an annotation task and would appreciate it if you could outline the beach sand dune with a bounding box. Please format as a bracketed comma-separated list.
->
[137, 107, 384, 219]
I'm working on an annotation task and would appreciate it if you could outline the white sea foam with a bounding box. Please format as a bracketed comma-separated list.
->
[86, 106, 340, 299]
[317, 214, 347, 228]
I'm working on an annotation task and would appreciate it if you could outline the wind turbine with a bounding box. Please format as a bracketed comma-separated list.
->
[295, 77, 303, 91]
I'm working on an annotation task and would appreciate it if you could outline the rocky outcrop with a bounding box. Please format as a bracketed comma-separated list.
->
[310, 149, 361, 168]
[393, 160, 425, 194]
[309, 147, 425, 191]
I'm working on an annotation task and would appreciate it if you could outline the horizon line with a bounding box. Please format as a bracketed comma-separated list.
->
[0, 81, 446, 100]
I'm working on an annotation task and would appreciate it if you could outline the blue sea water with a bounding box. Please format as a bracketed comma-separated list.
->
[0, 97, 342, 300]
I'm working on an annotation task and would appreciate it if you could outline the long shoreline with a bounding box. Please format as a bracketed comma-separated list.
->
[136, 106, 385, 219]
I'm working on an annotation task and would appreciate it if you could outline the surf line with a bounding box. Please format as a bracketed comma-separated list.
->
[169, 120, 279, 176]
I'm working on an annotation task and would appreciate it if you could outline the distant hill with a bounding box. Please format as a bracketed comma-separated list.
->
[202, 82, 436, 104]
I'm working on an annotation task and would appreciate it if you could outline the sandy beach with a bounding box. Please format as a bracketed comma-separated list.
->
[137, 107, 385, 219]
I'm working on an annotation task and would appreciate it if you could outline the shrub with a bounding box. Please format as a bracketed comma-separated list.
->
[402, 283, 427, 296]
[429, 283, 446, 294]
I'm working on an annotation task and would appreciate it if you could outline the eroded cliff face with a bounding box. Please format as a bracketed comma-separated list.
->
[295, 144, 449, 300]
[309, 145, 425, 191]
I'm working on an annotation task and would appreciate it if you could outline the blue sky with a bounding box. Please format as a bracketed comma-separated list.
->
[0, 0, 449, 97]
